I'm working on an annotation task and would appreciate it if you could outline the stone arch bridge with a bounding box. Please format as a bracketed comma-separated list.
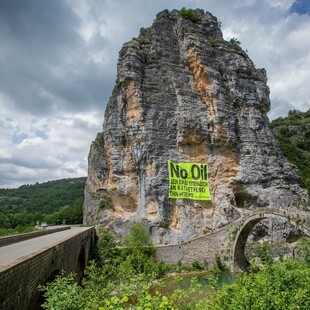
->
[156, 208, 310, 271]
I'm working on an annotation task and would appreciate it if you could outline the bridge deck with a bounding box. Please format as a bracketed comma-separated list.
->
[0, 226, 93, 272]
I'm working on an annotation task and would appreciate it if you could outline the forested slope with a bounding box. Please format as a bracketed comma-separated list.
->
[0, 177, 86, 233]
[271, 109, 310, 193]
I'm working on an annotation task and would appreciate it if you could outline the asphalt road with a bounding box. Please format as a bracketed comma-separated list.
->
[0, 226, 91, 272]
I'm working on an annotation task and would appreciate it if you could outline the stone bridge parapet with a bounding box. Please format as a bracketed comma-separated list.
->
[0, 226, 71, 248]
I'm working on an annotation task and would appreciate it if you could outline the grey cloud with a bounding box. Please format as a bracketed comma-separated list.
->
[0, 166, 33, 186]
[0, 163, 53, 188]
[0, 154, 61, 170]
[268, 98, 296, 120]
[0, 0, 112, 116]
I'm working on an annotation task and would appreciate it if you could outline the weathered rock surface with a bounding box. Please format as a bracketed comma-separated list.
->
[83, 9, 309, 244]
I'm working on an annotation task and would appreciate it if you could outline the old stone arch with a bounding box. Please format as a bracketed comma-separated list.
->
[77, 245, 86, 283]
[32, 269, 61, 310]
[232, 213, 309, 271]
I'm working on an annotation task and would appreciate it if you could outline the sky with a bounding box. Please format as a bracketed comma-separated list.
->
[0, 0, 309, 188]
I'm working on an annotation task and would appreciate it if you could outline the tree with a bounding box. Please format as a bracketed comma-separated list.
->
[124, 222, 153, 250]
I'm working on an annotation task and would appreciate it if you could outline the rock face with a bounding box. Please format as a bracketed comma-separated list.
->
[83, 9, 309, 244]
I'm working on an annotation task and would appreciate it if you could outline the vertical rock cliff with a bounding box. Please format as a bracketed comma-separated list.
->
[83, 9, 309, 244]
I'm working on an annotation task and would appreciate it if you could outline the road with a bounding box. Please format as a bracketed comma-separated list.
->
[0, 226, 91, 272]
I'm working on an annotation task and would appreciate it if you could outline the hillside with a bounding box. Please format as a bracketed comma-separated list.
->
[271, 109, 310, 193]
[0, 177, 86, 232]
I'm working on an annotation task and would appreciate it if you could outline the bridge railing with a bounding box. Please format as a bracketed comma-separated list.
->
[0, 226, 71, 247]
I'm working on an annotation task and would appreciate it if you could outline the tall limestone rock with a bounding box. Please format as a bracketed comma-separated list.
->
[83, 9, 309, 244]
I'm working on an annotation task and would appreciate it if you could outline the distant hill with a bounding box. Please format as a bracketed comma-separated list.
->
[271, 109, 310, 193]
[0, 177, 86, 231]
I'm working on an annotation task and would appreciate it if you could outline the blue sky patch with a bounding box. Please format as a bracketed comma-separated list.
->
[35, 130, 48, 140]
[12, 132, 28, 144]
[289, 0, 310, 15]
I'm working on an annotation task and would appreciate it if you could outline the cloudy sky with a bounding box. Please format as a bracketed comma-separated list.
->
[0, 0, 309, 188]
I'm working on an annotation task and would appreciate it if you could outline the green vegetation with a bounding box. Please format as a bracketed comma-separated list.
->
[41, 224, 168, 309]
[229, 38, 242, 52]
[257, 243, 273, 266]
[0, 177, 85, 233]
[179, 7, 198, 23]
[138, 36, 151, 45]
[215, 255, 229, 272]
[208, 259, 310, 310]
[0, 225, 36, 237]
[229, 38, 241, 46]
[208, 37, 217, 48]
[41, 224, 310, 309]
[159, 219, 170, 229]
[99, 200, 114, 210]
[271, 109, 310, 193]
[297, 237, 310, 264]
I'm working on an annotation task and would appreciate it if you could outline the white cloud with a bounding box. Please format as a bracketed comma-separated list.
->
[0, 107, 102, 187]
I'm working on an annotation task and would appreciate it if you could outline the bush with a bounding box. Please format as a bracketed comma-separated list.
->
[229, 38, 241, 46]
[121, 223, 159, 279]
[209, 37, 217, 48]
[192, 260, 204, 270]
[124, 222, 154, 251]
[208, 260, 310, 310]
[40, 273, 85, 309]
[99, 200, 114, 210]
[258, 243, 273, 265]
[297, 237, 310, 264]
[215, 255, 229, 272]
[159, 219, 170, 229]
[96, 230, 120, 263]
[179, 7, 198, 22]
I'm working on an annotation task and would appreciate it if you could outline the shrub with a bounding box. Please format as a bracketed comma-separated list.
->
[215, 255, 229, 272]
[124, 222, 154, 250]
[230, 37, 241, 46]
[208, 260, 310, 310]
[258, 243, 273, 265]
[192, 260, 204, 270]
[138, 36, 151, 45]
[297, 237, 310, 264]
[159, 219, 170, 229]
[40, 273, 85, 309]
[121, 223, 158, 279]
[96, 230, 119, 263]
[179, 7, 198, 23]
[99, 200, 114, 210]
[209, 37, 217, 47]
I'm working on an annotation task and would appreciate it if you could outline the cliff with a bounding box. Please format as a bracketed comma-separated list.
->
[83, 9, 309, 244]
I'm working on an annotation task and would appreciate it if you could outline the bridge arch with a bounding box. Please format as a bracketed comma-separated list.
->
[232, 212, 310, 271]
[77, 244, 86, 282]
[33, 269, 61, 309]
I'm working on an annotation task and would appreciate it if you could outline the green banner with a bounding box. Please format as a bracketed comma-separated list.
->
[168, 160, 211, 200]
